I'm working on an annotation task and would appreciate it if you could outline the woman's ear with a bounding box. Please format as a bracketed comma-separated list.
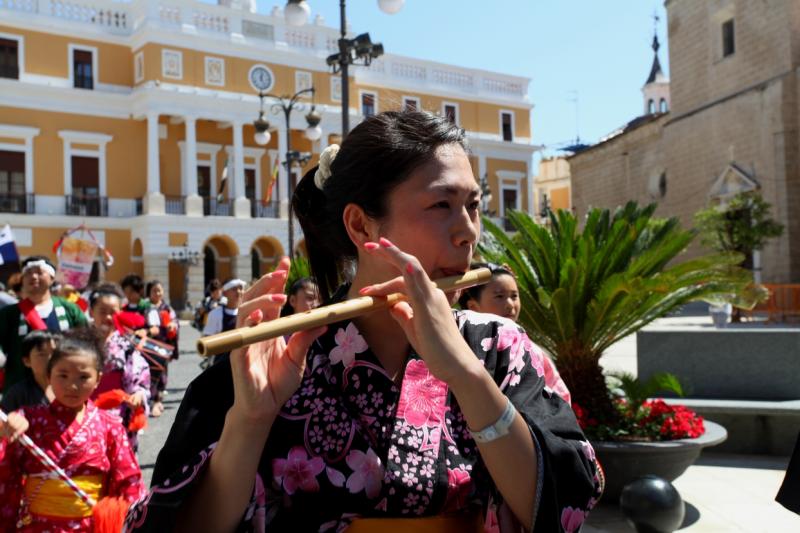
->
[342, 203, 381, 248]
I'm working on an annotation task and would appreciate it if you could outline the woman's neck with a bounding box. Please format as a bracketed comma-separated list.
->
[348, 272, 410, 382]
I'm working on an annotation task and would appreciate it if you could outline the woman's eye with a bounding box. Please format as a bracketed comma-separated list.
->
[430, 201, 449, 209]
[468, 201, 480, 211]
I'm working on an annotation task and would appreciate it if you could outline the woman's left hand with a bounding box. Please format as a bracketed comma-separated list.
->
[359, 238, 478, 385]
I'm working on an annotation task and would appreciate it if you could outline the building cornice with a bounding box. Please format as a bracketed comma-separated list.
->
[1, 1, 531, 108]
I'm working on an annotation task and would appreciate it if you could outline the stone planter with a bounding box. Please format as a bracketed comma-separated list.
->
[592, 421, 727, 502]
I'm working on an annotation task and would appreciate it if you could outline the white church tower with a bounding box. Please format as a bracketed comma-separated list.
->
[642, 27, 670, 115]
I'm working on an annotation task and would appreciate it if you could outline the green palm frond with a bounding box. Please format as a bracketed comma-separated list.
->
[479, 203, 756, 364]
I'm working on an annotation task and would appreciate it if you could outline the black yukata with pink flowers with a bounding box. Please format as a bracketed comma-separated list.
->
[125, 308, 601, 532]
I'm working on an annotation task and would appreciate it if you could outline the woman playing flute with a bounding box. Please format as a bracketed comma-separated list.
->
[125, 110, 602, 532]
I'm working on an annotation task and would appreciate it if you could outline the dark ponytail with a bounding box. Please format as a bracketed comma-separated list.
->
[293, 110, 468, 303]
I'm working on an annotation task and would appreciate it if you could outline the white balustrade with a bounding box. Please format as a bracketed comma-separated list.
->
[432, 69, 474, 90]
[482, 77, 525, 97]
[0, 0, 37, 14]
[0, 0, 530, 103]
[391, 61, 426, 81]
[193, 9, 229, 33]
[48, 0, 129, 30]
[158, 4, 180, 25]
[285, 28, 315, 49]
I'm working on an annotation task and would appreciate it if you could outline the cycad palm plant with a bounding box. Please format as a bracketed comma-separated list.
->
[479, 202, 753, 433]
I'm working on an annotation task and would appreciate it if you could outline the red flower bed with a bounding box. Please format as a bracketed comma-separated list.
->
[573, 398, 705, 442]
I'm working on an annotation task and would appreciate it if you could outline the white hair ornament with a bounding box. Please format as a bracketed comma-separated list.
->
[314, 144, 340, 190]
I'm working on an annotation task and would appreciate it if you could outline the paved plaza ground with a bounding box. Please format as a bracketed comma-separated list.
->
[138, 320, 800, 531]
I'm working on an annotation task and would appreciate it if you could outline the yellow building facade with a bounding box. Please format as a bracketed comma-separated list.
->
[0, 0, 538, 308]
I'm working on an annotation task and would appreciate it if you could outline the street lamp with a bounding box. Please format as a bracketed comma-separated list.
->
[252, 87, 321, 257]
[168, 243, 201, 311]
[284, 0, 403, 136]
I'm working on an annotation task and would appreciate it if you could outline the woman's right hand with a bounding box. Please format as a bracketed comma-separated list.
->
[228, 257, 326, 425]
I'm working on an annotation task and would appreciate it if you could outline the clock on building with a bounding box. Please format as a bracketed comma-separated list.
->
[249, 65, 274, 92]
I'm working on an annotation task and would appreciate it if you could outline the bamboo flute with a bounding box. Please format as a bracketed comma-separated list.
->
[197, 268, 492, 357]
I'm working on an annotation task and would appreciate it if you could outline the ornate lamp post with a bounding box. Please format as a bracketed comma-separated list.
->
[283, 0, 404, 136]
[252, 87, 322, 257]
[168, 243, 201, 311]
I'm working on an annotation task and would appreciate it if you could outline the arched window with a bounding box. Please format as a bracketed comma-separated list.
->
[648, 99, 655, 114]
[660, 98, 668, 113]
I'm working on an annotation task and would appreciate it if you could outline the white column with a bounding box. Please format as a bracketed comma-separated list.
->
[185, 116, 198, 195]
[184, 116, 202, 216]
[277, 130, 289, 218]
[24, 137, 34, 195]
[146, 112, 161, 193]
[527, 162, 534, 217]
[232, 121, 250, 219]
[232, 122, 246, 198]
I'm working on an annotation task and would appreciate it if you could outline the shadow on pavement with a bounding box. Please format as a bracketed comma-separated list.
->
[679, 501, 700, 529]
[696, 453, 790, 471]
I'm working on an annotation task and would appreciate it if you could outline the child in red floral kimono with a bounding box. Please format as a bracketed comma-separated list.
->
[0, 328, 144, 532]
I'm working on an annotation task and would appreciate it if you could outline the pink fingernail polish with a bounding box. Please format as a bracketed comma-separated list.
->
[248, 310, 262, 322]
[379, 237, 393, 248]
[364, 242, 379, 250]
[406, 262, 414, 274]
[359, 286, 371, 294]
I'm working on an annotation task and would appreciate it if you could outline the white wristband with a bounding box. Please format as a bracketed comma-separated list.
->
[469, 397, 517, 444]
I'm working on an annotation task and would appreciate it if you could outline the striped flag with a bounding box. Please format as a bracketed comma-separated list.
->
[264, 157, 280, 202]
[217, 159, 229, 202]
[0, 224, 19, 266]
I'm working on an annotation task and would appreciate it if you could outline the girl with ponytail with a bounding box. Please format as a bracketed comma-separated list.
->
[128, 110, 601, 532]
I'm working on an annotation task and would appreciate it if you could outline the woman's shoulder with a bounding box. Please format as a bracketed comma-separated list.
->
[454, 309, 520, 334]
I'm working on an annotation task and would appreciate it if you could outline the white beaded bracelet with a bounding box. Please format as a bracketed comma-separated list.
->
[469, 397, 517, 444]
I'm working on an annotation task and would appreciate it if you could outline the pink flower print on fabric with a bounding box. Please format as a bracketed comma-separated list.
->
[329, 322, 368, 367]
[483, 504, 501, 533]
[561, 506, 586, 533]
[543, 353, 572, 404]
[443, 466, 472, 511]
[345, 448, 384, 499]
[487, 324, 545, 390]
[396, 359, 455, 451]
[272, 446, 325, 495]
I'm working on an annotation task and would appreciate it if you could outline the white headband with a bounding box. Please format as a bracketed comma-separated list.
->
[222, 279, 246, 291]
[22, 260, 56, 278]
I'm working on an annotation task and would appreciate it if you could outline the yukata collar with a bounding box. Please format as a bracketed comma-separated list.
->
[49, 399, 95, 421]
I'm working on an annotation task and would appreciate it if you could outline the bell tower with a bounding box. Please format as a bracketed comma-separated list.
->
[642, 14, 670, 115]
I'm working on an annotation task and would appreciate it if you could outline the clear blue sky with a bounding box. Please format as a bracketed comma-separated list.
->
[256, 0, 669, 160]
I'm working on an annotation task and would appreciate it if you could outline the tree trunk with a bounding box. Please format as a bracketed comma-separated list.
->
[556, 353, 619, 428]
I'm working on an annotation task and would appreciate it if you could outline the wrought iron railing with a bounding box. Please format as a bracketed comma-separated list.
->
[66, 195, 107, 216]
[202, 197, 232, 216]
[165, 195, 185, 215]
[251, 199, 279, 218]
[0, 192, 34, 213]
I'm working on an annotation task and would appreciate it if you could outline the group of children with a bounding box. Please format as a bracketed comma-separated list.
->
[0, 273, 179, 530]
[0, 328, 145, 531]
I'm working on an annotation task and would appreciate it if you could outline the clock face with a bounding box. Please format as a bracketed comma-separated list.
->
[249, 65, 274, 92]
